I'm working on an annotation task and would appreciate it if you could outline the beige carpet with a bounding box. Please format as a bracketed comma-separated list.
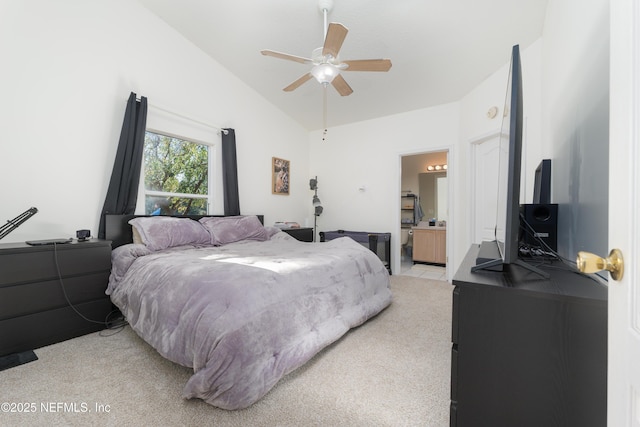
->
[1, 276, 452, 426]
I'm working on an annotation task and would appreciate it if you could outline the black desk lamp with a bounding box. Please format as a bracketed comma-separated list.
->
[0, 207, 38, 241]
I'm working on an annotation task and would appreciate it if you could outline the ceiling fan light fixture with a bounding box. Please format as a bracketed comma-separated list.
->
[311, 63, 339, 84]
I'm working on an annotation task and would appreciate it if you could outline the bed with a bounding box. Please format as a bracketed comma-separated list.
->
[104, 214, 392, 410]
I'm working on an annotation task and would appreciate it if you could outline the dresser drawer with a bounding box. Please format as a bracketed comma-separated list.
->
[0, 298, 113, 356]
[451, 286, 459, 344]
[0, 242, 111, 286]
[0, 240, 113, 357]
[451, 344, 458, 402]
[0, 272, 111, 321]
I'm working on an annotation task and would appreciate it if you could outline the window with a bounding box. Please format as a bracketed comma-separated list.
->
[143, 131, 211, 215]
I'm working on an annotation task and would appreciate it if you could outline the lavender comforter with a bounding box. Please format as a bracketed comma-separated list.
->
[107, 232, 392, 409]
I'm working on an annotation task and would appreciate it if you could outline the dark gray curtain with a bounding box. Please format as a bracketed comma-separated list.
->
[222, 128, 240, 216]
[98, 92, 148, 239]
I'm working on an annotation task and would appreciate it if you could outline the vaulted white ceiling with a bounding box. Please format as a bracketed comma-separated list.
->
[138, 0, 549, 131]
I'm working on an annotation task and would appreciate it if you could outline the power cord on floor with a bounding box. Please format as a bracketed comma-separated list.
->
[52, 242, 128, 335]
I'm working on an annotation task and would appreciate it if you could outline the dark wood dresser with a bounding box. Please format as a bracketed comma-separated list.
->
[450, 244, 607, 427]
[0, 239, 113, 356]
[282, 227, 314, 242]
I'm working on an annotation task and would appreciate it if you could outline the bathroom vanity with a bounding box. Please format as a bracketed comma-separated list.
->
[412, 223, 446, 264]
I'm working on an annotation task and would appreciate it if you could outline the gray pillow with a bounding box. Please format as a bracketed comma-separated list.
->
[199, 216, 268, 245]
[129, 217, 211, 251]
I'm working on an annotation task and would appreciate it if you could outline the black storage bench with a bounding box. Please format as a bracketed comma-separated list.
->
[319, 230, 391, 275]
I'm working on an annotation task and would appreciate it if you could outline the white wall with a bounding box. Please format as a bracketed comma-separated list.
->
[459, 40, 544, 249]
[541, 0, 609, 259]
[453, 0, 610, 268]
[309, 103, 461, 276]
[0, 0, 309, 243]
[305, 0, 610, 277]
[460, 39, 544, 205]
[308, 40, 544, 277]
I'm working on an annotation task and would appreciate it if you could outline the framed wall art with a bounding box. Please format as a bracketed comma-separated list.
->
[272, 157, 290, 195]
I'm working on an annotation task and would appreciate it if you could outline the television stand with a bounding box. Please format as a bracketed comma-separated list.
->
[509, 259, 550, 279]
[470, 240, 549, 279]
[451, 244, 607, 427]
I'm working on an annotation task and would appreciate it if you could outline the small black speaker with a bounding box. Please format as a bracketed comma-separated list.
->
[76, 229, 91, 242]
[520, 204, 558, 251]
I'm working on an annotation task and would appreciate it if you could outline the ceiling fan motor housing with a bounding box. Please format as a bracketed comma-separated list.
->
[318, 0, 334, 13]
[312, 47, 342, 65]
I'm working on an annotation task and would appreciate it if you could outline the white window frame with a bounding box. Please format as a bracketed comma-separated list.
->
[138, 128, 216, 215]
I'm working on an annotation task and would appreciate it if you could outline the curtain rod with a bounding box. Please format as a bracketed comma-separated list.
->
[136, 98, 228, 135]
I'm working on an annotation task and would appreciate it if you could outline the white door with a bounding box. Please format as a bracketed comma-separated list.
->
[607, 0, 640, 425]
[470, 132, 501, 243]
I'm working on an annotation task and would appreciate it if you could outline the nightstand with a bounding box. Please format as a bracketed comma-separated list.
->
[0, 239, 113, 357]
[282, 227, 313, 242]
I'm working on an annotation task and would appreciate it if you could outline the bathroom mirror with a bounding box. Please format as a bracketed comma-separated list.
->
[419, 172, 447, 222]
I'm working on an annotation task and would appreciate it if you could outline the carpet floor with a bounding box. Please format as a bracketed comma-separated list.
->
[1, 275, 453, 426]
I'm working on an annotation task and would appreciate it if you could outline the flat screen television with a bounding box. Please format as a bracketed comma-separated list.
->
[472, 44, 548, 278]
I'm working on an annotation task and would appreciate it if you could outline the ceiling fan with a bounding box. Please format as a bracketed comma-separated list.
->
[260, 0, 392, 97]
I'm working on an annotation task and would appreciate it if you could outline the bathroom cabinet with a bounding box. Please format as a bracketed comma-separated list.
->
[412, 227, 446, 264]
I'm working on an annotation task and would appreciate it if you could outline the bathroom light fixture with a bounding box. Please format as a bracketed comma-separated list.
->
[426, 164, 447, 172]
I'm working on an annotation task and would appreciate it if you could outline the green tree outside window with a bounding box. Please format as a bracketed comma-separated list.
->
[143, 131, 209, 215]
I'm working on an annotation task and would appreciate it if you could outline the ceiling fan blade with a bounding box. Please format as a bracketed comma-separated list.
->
[343, 59, 392, 72]
[323, 23, 348, 58]
[261, 50, 312, 64]
[283, 73, 313, 92]
[331, 74, 353, 96]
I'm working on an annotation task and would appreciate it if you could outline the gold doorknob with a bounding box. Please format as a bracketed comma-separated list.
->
[576, 249, 624, 281]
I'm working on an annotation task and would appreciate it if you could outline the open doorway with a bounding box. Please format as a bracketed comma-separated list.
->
[400, 149, 449, 280]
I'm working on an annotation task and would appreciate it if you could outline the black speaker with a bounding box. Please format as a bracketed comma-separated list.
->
[520, 204, 558, 251]
[76, 229, 91, 242]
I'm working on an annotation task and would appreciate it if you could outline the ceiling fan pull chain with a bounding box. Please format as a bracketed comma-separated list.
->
[323, 85, 328, 134]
